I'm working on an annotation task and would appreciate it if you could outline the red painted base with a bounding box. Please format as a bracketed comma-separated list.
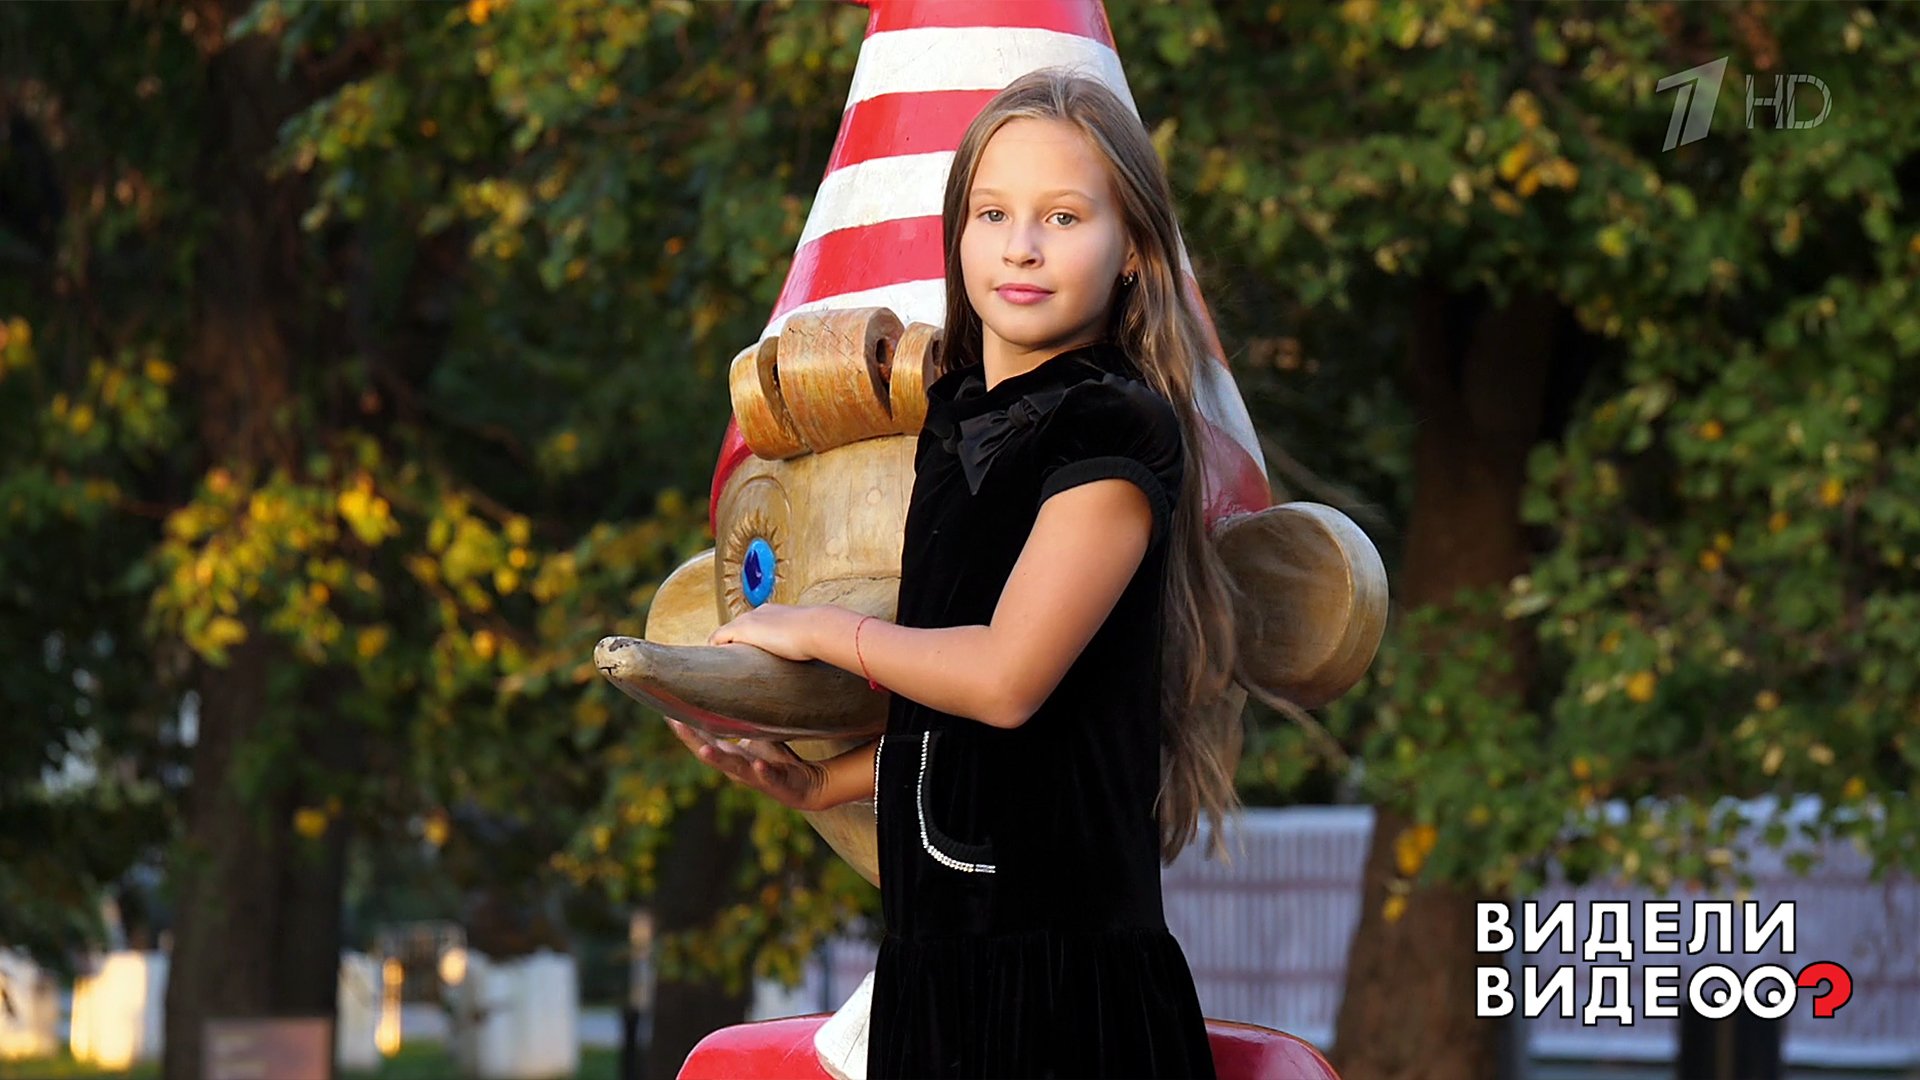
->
[679, 1014, 1339, 1079]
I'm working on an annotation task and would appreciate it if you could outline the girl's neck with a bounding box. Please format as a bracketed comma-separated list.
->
[981, 334, 1108, 391]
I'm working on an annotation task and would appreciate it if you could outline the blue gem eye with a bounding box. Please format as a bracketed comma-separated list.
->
[741, 538, 776, 607]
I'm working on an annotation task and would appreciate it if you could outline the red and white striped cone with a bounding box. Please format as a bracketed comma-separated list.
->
[709, 0, 1271, 528]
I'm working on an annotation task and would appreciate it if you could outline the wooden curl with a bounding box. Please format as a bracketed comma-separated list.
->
[728, 336, 807, 460]
[889, 322, 941, 435]
[777, 308, 901, 452]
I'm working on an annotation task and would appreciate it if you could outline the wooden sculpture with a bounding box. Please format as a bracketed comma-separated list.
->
[594, 301, 1388, 886]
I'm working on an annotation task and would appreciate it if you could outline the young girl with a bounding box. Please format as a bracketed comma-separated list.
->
[671, 69, 1241, 1078]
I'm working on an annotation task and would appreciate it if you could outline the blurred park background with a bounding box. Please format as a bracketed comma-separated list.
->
[3, 1, 1918, 1078]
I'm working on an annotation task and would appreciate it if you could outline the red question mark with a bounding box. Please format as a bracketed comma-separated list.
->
[1796, 962, 1854, 1018]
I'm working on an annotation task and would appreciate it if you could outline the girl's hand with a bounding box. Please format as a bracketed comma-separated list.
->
[666, 719, 829, 813]
[706, 602, 822, 662]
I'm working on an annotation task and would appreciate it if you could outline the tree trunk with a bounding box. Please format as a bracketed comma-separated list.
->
[645, 790, 755, 1078]
[162, 15, 347, 1079]
[1331, 284, 1567, 1080]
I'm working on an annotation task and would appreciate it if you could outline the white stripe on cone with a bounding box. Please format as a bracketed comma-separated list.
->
[846, 28, 1134, 111]
[797, 152, 955, 248]
[763, 278, 949, 340]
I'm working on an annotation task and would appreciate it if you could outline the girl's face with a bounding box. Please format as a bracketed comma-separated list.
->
[961, 117, 1135, 371]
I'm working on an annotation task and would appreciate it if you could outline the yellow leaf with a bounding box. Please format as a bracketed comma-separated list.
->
[1625, 670, 1657, 703]
[1393, 824, 1437, 877]
[1819, 476, 1845, 507]
[1393, 13, 1424, 48]
[337, 486, 397, 546]
[357, 625, 391, 660]
[1699, 419, 1724, 441]
[1842, 776, 1867, 800]
[1498, 142, 1535, 182]
[206, 616, 247, 650]
[1596, 224, 1630, 259]
[1507, 90, 1543, 131]
[293, 807, 329, 839]
[1340, 0, 1379, 26]
[1382, 894, 1408, 924]
[424, 813, 450, 848]
[1755, 690, 1780, 712]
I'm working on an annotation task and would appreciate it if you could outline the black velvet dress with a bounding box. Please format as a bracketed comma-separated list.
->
[866, 341, 1217, 1079]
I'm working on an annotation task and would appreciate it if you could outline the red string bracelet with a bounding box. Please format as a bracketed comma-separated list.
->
[855, 614, 884, 691]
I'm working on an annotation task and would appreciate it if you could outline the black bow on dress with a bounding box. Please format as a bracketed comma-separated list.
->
[924, 382, 1074, 494]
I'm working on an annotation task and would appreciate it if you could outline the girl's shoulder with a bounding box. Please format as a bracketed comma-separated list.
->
[1031, 351, 1183, 544]
[919, 341, 1181, 513]
[1036, 343, 1180, 456]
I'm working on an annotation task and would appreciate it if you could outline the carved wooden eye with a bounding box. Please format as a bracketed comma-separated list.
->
[716, 476, 793, 619]
[740, 538, 776, 607]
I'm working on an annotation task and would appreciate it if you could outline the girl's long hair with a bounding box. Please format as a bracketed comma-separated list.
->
[936, 69, 1244, 863]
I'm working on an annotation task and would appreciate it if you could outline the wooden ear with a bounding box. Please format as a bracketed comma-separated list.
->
[643, 549, 722, 646]
[1214, 503, 1388, 709]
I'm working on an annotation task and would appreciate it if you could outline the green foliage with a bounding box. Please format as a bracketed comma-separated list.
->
[1145, 0, 1920, 897]
[1, 0, 871, 977]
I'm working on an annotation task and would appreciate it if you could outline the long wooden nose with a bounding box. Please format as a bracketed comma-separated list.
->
[594, 635, 889, 742]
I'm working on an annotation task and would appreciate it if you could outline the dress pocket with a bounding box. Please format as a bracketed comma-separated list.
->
[915, 730, 997, 874]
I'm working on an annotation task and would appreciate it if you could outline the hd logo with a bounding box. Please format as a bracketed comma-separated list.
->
[1656, 57, 1832, 151]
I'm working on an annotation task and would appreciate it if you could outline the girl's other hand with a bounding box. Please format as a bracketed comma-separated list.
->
[706, 602, 820, 662]
[666, 719, 829, 813]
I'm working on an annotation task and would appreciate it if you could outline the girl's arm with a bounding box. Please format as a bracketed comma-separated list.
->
[800, 477, 1155, 729]
[665, 720, 878, 812]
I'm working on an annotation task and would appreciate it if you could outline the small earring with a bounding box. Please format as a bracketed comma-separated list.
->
[1121, 271, 1138, 288]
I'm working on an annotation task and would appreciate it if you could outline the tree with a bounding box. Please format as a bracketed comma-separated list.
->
[4, 0, 866, 1071]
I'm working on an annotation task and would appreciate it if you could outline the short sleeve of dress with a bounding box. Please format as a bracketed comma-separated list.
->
[1034, 375, 1184, 547]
